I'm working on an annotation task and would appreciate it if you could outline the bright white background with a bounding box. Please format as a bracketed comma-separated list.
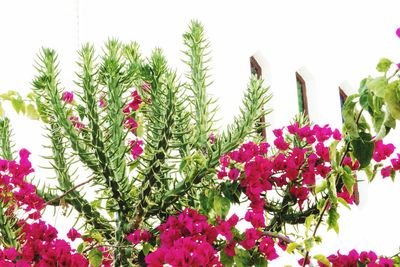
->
[1, 0, 400, 265]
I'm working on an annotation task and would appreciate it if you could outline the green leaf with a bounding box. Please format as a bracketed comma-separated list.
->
[220, 251, 234, 267]
[384, 80, 400, 120]
[142, 243, 152, 256]
[351, 132, 374, 168]
[286, 242, 300, 254]
[342, 94, 359, 138]
[376, 58, 392, 73]
[315, 180, 327, 194]
[0, 90, 18, 101]
[11, 96, 25, 114]
[304, 237, 314, 251]
[26, 104, 39, 120]
[305, 215, 314, 232]
[341, 167, 355, 195]
[213, 194, 230, 219]
[254, 256, 268, 267]
[329, 140, 340, 169]
[88, 248, 103, 267]
[337, 197, 351, 210]
[91, 231, 103, 243]
[367, 76, 387, 98]
[327, 206, 340, 234]
[234, 248, 251, 267]
[314, 254, 332, 267]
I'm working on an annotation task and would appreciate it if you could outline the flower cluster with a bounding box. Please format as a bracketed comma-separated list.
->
[145, 208, 222, 267]
[0, 149, 45, 220]
[318, 249, 394, 267]
[0, 151, 88, 266]
[217, 123, 350, 216]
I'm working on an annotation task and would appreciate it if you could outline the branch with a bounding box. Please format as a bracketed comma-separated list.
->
[45, 177, 94, 205]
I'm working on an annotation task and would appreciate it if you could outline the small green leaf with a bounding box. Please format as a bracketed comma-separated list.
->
[11, 96, 25, 114]
[367, 76, 387, 98]
[341, 168, 355, 195]
[220, 251, 234, 267]
[337, 197, 351, 209]
[384, 80, 400, 120]
[26, 104, 39, 120]
[305, 215, 314, 232]
[286, 242, 300, 254]
[376, 58, 392, 73]
[327, 206, 340, 234]
[304, 237, 314, 251]
[234, 248, 251, 267]
[342, 94, 359, 138]
[0, 90, 18, 101]
[314, 254, 332, 267]
[88, 248, 103, 267]
[254, 256, 268, 267]
[213, 194, 230, 219]
[351, 132, 374, 169]
[315, 180, 327, 194]
[142, 243, 153, 256]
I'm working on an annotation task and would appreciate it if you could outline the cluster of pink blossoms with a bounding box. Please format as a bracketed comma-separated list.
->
[0, 149, 45, 220]
[318, 249, 394, 267]
[145, 208, 224, 267]
[0, 150, 89, 266]
[372, 140, 400, 179]
[145, 208, 281, 266]
[217, 123, 354, 225]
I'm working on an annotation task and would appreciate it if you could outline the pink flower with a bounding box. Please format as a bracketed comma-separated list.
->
[274, 136, 289, 150]
[67, 228, 81, 241]
[130, 139, 143, 159]
[396, 27, 400, 38]
[4, 247, 19, 261]
[228, 168, 239, 180]
[62, 91, 74, 103]
[259, 237, 278, 261]
[127, 229, 142, 245]
[381, 166, 392, 178]
[244, 210, 265, 228]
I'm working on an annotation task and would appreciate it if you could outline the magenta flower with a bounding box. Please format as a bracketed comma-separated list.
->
[66, 228, 81, 241]
[396, 27, 400, 38]
[62, 91, 74, 103]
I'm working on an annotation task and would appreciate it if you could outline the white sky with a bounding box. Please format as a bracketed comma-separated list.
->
[1, 0, 400, 265]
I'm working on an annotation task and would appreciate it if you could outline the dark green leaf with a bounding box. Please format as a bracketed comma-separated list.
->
[351, 132, 374, 168]
[220, 251, 234, 267]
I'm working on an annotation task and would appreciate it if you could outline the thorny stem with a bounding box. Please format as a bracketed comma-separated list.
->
[45, 177, 94, 205]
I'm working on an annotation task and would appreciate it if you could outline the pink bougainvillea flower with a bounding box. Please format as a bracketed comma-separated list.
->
[62, 91, 74, 103]
[66, 228, 81, 241]
[396, 27, 400, 38]
[130, 139, 143, 159]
